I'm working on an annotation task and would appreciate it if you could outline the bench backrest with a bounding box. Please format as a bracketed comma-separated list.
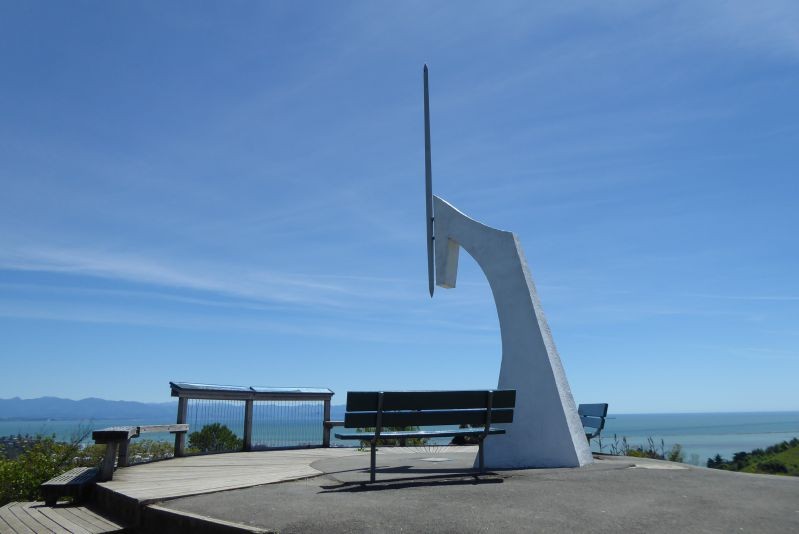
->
[578, 403, 608, 438]
[343, 390, 515, 429]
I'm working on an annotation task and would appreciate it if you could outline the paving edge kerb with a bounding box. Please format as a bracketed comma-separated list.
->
[142, 504, 273, 534]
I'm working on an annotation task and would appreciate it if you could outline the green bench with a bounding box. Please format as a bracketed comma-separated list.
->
[335, 390, 515, 482]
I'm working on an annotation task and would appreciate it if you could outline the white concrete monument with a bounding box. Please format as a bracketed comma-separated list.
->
[423, 65, 592, 468]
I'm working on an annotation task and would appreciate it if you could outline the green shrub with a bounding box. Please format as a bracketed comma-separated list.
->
[450, 424, 481, 445]
[187, 423, 242, 453]
[757, 460, 788, 474]
[128, 439, 175, 463]
[356, 427, 428, 448]
[667, 444, 684, 463]
[609, 435, 668, 459]
[0, 435, 83, 506]
[0, 429, 180, 506]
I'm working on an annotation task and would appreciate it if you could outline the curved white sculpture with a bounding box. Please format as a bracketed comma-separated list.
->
[434, 196, 593, 468]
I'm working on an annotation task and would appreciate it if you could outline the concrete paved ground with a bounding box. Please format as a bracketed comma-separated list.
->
[160, 448, 799, 533]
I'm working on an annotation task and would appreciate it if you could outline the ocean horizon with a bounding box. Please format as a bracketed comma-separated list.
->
[2, 410, 797, 466]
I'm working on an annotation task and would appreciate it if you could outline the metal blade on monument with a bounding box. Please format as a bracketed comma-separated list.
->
[424, 64, 435, 297]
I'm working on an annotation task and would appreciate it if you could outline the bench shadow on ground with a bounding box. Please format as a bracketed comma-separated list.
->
[312, 449, 508, 492]
[319, 471, 506, 493]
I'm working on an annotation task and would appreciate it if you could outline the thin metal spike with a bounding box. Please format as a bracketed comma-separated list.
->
[424, 65, 435, 297]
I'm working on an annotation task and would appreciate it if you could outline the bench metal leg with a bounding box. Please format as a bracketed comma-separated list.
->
[370, 440, 376, 483]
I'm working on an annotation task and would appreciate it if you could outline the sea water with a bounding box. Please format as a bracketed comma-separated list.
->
[2, 411, 797, 465]
[595, 411, 799, 465]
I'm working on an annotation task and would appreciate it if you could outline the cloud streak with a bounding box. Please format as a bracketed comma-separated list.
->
[0, 246, 407, 309]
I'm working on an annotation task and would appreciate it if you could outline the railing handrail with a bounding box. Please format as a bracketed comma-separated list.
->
[170, 381, 334, 402]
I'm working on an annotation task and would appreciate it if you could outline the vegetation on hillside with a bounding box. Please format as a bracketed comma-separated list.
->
[0, 432, 174, 505]
[450, 424, 481, 445]
[0, 434, 83, 505]
[597, 434, 687, 463]
[356, 426, 428, 448]
[706, 438, 799, 476]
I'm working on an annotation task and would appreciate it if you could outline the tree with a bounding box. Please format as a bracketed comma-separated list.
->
[187, 423, 242, 453]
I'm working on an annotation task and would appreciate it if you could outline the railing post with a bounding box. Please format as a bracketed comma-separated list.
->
[323, 398, 331, 447]
[243, 399, 253, 451]
[175, 397, 188, 457]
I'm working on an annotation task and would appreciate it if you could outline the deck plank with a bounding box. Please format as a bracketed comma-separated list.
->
[9, 503, 48, 533]
[52, 507, 105, 533]
[0, 504, 35, 534]
[8, 503, 48, 533]
[62, 506, 121, 532]
[16, 502, 66, 533]
[30, 503, 92, 534]
[0, 502, 127, 534]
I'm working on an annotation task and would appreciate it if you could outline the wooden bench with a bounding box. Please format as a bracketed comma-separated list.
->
[335, 390, 515, 482]
[40, 467, 98, 506]
[92, 424, 188, 481]
[578, 403, 608, 443]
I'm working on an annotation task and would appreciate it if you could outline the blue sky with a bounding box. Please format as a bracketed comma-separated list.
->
[1, 1, 797, 413]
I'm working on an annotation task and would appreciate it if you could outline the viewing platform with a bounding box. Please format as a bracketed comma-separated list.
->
[3, 446, 799, 533]
[3, 384, 797, 532]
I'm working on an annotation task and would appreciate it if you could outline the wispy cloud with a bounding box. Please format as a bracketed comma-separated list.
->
[0, 246, 406, 309]
[687, 293, 799, 302]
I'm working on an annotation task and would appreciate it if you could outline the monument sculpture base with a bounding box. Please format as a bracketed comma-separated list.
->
[433, 196, 592, 468]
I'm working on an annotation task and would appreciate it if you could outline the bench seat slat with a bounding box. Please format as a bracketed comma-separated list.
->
[347, 390, 515, 411]
[578, 403, 608, 418]
[137, 424, 189, 434]
[92, 426, 137, 442]
[580, 415, 604, 429]
[344, 408, 513, 428]
[41, 467, 98, 487]
[335, 428, 506, 440]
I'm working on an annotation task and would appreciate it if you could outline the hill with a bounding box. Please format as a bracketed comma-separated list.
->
[0, 396, 347, 422]
[707, 437, 799, 476]
[0, 396, 177, 421]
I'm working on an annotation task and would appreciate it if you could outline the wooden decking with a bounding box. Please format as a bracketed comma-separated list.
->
[98, 447, 362, 503]
[0, 501, 128, 533]
[1, 448, 367, 533]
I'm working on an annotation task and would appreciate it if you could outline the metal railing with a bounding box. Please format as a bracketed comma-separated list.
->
[169, 382, 335, 456]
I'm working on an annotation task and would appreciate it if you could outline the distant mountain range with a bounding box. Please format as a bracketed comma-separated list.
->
[0, 396, 347, 421]
[0, 396, 178, 420]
